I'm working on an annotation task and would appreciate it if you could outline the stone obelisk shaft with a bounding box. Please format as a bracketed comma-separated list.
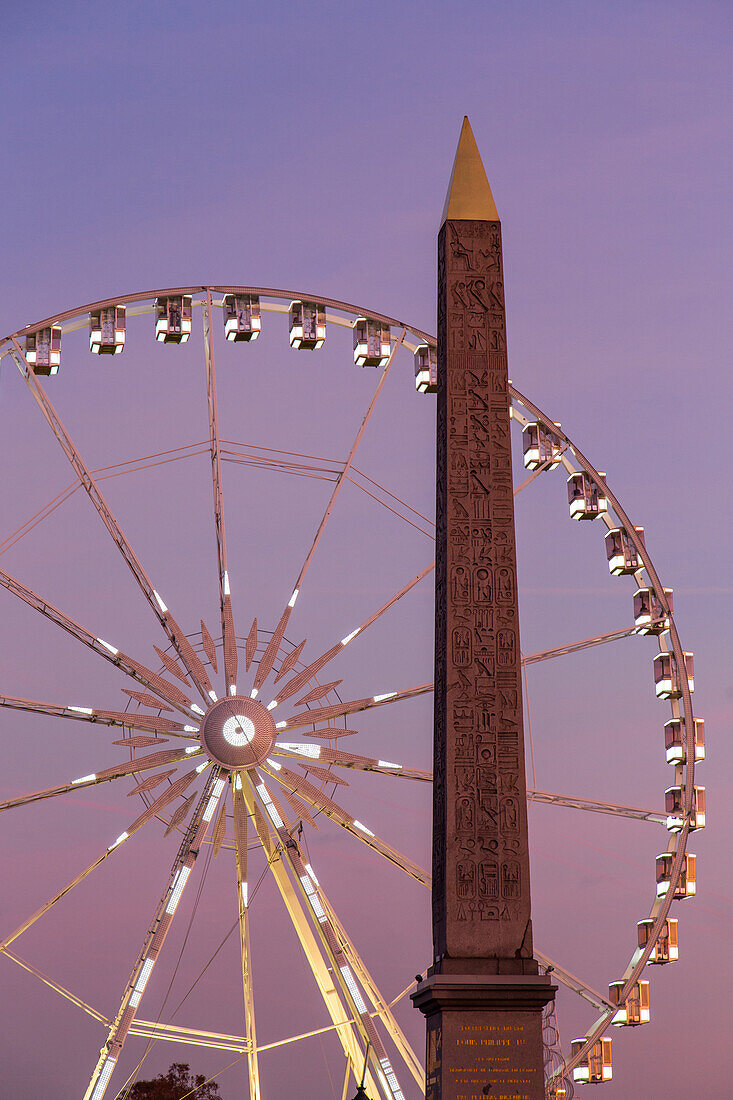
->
[413, 117, 554, 1100]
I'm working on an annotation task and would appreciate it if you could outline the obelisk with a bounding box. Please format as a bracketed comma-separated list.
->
[412, 119, 555, 1100]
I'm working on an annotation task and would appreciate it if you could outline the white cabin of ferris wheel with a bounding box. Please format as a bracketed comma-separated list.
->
[25, 325, 61, 374]
[571, 1037, 613, 1083]
[522, 420, 563, 470]
[90, 306, 126, 355]
[637, 917, 679, 964]
[653, 650, 694, 699]
[223, 293, 261, 341]
[609, 979, 651, 1026]
[155, 295, 192, 343]
[414, 343, 437, 393]
[605, 525, 644, 574]
[633, 585, 672, 634]
[289, 300, 326, 349]
[353, 316, 390, 367]
[664, 717, 705, 764]
[567, 470, 608, 520]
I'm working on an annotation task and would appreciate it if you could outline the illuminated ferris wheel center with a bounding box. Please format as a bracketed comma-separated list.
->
[199, 697, 276, 769]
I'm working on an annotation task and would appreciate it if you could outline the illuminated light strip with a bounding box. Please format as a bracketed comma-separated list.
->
[299, 875, 328, 922]
[250, 688, 259, 699]
[266, 758, 282, 770]
[183, 725, 199, 733]
[90, 1057, 117, 1100]
[196, 761, 210, 773]
[72, 773, 96, 785]
[266, 700, 278, 711]
[304, 862, 319, 885]
[353, 820, 375, 837]
[278, 742, 321, 759]
[276, 721, 287, 729]
[166, 865, 192, 914]
[203, 777, 227, 821]
[190, 704, 205, 716]
[108, 831, 129, 851]
[223, 570, 231, 596]
[256, 781, 285, 828]
[240, 881, 248, 907]
[68, 705, 93, 715]
[339, 964, 367, 1014]
[153, 590, 168, 614]
[373, 692, 396, 703]
[208, 690, 218, 702]
[129, 956, 156, 1007]
[234, 774, 243, 790]
[378, 760, 402, 769]
[185, 745, 200, 754]
[97, 638, 119, 656]
[340, 628, 360, 646]
[229, 685, 237, 696]
[288, 589, 299, 608]
[379, 1057, 405, 1100]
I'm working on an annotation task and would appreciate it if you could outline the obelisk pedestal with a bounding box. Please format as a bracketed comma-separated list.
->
[412, 119, 555, 1100]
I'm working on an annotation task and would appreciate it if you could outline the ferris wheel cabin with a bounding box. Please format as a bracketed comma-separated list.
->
[288, 300, 325, 349]
[567, 470, 607, 520]
[571, 1037, 612, 1083]
[609, 980, 650, 1026]
[656, 852, 696, 898]
[89, 306, 126, 355]
[637, 917, 679, 964]
[605, 526, 644, 575]
[664, 717, 705, 764]
[223, 293, 261, 341]
[653, 651, 694, 699]
[414, 344, 437, 393]
[353, 317, 391, 367]
[522, 421, 563, 471]
[665, 785, 706, 832]
[155, 295, 192, 343]
[25, 326, 61, 375]
[633, 586, 672, 634]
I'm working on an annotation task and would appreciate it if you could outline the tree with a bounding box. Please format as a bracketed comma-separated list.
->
[127, 1062, 222, 1100]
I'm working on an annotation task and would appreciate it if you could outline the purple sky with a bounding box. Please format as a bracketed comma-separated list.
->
[1, 2, 731, 1098]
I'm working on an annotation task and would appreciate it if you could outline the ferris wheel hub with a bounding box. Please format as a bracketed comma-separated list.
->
[199, 696, 276, 769]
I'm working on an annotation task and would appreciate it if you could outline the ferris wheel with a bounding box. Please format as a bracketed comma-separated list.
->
[0, 288, 702, 1099]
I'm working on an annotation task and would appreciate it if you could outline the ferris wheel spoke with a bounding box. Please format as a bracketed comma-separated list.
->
[0, 565, 198, 719]
[248, 774, 405, 1100]
[83, 767, 226, 1100]
[534, 950, 614, 1012]
[232, 779, 261, 1098]
[0, 765, 202, 956]
[238, 772, 380, 1097]
[0, 693, 188, 737]
[270, 563, 434, 707]
[203, 292, 238, 697]
[265, 762, 429, 886]
[522, 625, 636, 667]
[274, 682, 433, 733]
[315, 871, 424, 1090]
[9, 339, 211, 704]
[527, 789, 665, 823]
[252, 332, 406, 695]
[274, 743, 431, 782]
[0, 746, 201, 814]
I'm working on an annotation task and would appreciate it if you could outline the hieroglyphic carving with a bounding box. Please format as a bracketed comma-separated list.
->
[433, 217, 536, 966]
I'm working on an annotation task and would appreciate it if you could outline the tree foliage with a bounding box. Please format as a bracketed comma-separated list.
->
[127, 1062, 222, 1100]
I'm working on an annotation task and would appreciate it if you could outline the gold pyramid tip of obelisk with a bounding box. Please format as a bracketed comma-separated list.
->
[441, 116, 499, 225]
